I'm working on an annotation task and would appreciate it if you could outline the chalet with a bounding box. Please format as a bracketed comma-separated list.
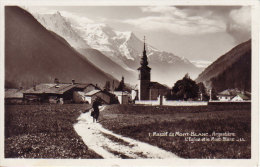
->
[217, 89, 251, 101]
[5, 88, 24, 104]
[81, 83, 100, 93]
[217, 89, 235, 101]
[85, 90, 113, 104]
[73, 83, 101, 103]
[23, 81, 89, 103]
[231, 93, 250, 101]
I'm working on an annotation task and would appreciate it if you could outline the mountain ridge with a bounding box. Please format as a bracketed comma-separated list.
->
[31, 10, 202, 86]
[196, 39, 251, 92]
[5, 6, 118, 89]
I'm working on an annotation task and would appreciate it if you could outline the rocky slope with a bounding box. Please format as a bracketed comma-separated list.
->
[196, 40, 251, 92]
[5, 6, 117, 88]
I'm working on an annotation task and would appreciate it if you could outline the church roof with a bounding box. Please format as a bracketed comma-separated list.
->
[149, 82, 169, 89]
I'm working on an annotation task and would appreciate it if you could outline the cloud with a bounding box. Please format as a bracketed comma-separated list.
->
[141, 6, 187, 18]
[124, 6, 226, 35]
[227, 6, 251, 43]
[123, 6, 251, 43]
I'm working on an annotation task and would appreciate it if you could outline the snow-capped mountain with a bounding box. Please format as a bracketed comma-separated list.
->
[5, 6, 117, 89]
[30, 10, 202, 86]
[33, 11, 90, 49]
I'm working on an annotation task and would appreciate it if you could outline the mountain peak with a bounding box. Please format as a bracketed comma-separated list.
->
[5, 6, 116, 88]
[56, 11, 61, 16]
[31, 10, 202, 86]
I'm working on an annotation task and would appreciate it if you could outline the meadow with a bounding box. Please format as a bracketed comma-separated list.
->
[99, 104, 251, 159]
[5, 103, 251, 159]
[5, 104, 101, 158]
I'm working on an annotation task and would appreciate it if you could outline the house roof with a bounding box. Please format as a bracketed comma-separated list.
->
[85, 90, 101, 96]
[218, 89, 251, 99]
[76, 83, 100, 90]
[5, 89, 24, 98]
[218, 89, 240, 96]
[234, 93, 250, 100]
[24, 83, 77, 95]
[244, 91, 251, 98]
[75, 83, 90, 89]
[149, 82, 169, 89]
[112, 91, 129, 96]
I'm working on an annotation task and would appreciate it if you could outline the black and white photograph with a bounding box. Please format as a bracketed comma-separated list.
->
[0, 0, 259, 166]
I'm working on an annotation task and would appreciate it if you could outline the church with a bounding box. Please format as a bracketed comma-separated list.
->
[138, 38, 170, 100]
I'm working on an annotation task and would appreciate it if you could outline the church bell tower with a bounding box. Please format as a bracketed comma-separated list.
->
[138, 36, 151, 100]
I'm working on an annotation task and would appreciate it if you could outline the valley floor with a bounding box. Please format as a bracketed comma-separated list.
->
[4, 103, 251, 159]
[5, 104, 101, 158]
[99, 104, 251, 159]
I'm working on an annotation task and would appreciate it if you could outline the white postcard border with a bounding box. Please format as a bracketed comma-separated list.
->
[0, 0, 259, 166]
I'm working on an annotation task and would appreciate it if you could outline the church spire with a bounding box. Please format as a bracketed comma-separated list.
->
[143, 36, 146, 53]
[141, 36, 148, 66]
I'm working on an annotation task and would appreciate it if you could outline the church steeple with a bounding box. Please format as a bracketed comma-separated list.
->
[141, 36, 148, 66]
[138, 36, 151, 100]
[143, 36, 146, 54]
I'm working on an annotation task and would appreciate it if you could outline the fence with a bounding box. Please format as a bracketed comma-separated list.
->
[135, 96, 208, 106]
[135, 100, 160, 106]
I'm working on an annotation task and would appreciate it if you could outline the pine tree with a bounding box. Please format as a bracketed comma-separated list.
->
[115, 76, 125, 91]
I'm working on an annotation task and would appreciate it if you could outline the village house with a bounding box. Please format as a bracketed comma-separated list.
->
[231, 93, 251, 101]
[73, 83, 101, 103]
[5, 88, 24, 104]
[217, 89, 251, 101]
[23, 80, 89, 103]
[84, 90, 116, 104]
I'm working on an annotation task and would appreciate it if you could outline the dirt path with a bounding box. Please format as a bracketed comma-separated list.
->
[73, 106, 179, 159]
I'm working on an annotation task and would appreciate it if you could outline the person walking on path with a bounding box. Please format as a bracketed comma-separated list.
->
[91, 98, 101, 123]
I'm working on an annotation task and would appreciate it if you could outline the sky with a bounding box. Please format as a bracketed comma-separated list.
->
[27, 6, 251, 63]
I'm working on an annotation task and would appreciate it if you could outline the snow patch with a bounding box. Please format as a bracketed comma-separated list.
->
[191, 60, 212, 68]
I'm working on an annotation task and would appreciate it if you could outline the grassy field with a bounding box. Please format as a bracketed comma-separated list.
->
[99, 104, 251, 159]
[5, 103, 251, 159]
[5, 104, 102, 158]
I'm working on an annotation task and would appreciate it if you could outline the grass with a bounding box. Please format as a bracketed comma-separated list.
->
[99, 104, 251, 159]
[5, 103, 251, 159]
[5, 104, 102, 158]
